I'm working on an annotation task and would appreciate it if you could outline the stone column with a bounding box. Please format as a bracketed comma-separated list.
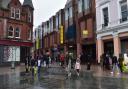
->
[77, 43, 81, 57]
[97, 37, 104, 63]
[113, 34, 121, 58]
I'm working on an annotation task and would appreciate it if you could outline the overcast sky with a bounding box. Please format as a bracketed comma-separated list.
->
[20, 0, 67, 29]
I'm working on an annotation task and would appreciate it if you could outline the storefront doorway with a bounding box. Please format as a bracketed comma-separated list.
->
[82, 44, 96, 63]
[104, 41, 114, 57]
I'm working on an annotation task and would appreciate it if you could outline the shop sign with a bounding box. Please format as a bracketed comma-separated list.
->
[82, 30, 88, 38]
[60, 26, 64, 44]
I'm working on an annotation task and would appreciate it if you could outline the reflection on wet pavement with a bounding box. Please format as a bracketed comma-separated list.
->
[0, 67, 128, 89]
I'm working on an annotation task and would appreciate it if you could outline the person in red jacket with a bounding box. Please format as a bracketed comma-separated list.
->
[60, 53, 65, 67]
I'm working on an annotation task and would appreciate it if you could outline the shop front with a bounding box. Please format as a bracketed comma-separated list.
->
[0, 40, 33, 66]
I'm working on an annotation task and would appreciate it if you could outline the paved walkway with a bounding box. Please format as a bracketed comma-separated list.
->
[0, 63, 128, 78]
[0, 63, 128, 89]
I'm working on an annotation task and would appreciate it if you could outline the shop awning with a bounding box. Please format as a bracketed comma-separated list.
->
[0, 40, 33, 47]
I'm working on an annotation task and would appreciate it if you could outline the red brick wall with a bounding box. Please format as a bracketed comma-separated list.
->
[87, 18, 93, 38]
[0, 20, 3, 38]
[0, 0, 33, 42]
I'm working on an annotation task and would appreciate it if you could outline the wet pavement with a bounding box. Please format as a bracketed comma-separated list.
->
[0, 64, 128, 89]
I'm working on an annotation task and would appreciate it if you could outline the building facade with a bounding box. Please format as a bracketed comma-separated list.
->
[75, 0, 96, 63]
[0, 0, 34, 65]
[96, 0, 128, 62]
[41, 9, 65, 57]
[64, 0, 76, 59]
[34, 0, 96, 62]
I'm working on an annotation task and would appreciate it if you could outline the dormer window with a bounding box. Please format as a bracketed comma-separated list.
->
[11, 7, 15, 18]
[10, 7, 20, 20]
[15, 9, 20, 19]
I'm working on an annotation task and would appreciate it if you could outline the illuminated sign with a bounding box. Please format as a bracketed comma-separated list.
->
[82, 30, 88, 38]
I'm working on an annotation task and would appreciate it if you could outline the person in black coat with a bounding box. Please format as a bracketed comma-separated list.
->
[86, 53, 92, 70]
[25, 56, 31, 73]
[43, 54, 49, 68]
[31, 58, 36, 76]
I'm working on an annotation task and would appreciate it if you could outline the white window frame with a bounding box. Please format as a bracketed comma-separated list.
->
[59, 14, 61, 25]
[28, 11, 32, 22]
[15, 8, 20, 20]
[8, 26, 14, 38]
[28, 29, 32, 40]
[11, 7, 15, 19]
[69, 7, 73, 18]
[100, 3, 110, 28]
[15, 27, 20, 38]
[51, 19, 53, 32]
[119, 0, 128, 23]
[78, 0, 82, 13]
[56, 15, 59, 30]
[84, 0, 90, 10]
[65, 10, 68, 20]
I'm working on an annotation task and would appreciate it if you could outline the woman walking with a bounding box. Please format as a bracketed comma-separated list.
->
[75, 56, 81, 77]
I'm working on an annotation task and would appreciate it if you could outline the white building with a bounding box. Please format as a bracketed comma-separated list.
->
[96, 0, 128, 62]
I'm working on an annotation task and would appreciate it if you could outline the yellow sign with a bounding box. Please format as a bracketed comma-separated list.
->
[83, 30, 88, 35]
[60, 26, 64, 44]
[82, 30, 88, 38]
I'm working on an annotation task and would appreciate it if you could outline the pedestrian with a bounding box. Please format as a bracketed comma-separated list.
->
[105, 54, 111, 70]
[75, 56, 81, 77]
[118, 54, 124, 73]
[34, 62, 38, 76]
[46, 55, 49, 68]
[37, 57, 42, 75]
[60, 53, 65, 67]
[31, 58, 36, 76]
[25, 56, 28, 73]
[111, 55, 120, 74]
[86, 53, 92, 70]
[67, 58, 72, 78]
[65, 53, 72, 79]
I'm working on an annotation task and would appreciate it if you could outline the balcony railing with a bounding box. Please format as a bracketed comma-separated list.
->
[102, 23, 108, 28]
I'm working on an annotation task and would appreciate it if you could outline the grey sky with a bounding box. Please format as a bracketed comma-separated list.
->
[20, 0, 67, 28]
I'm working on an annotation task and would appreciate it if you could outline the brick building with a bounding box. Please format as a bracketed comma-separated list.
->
[34, 0, 96, 63]
[0, 0, 34, 65]
[42, 9, 65, 58]
[75, 0, 96, 63]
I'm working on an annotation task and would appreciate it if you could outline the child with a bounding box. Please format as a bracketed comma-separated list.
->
[34, 64, 38, 76]
[75, 58, 81, 77]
